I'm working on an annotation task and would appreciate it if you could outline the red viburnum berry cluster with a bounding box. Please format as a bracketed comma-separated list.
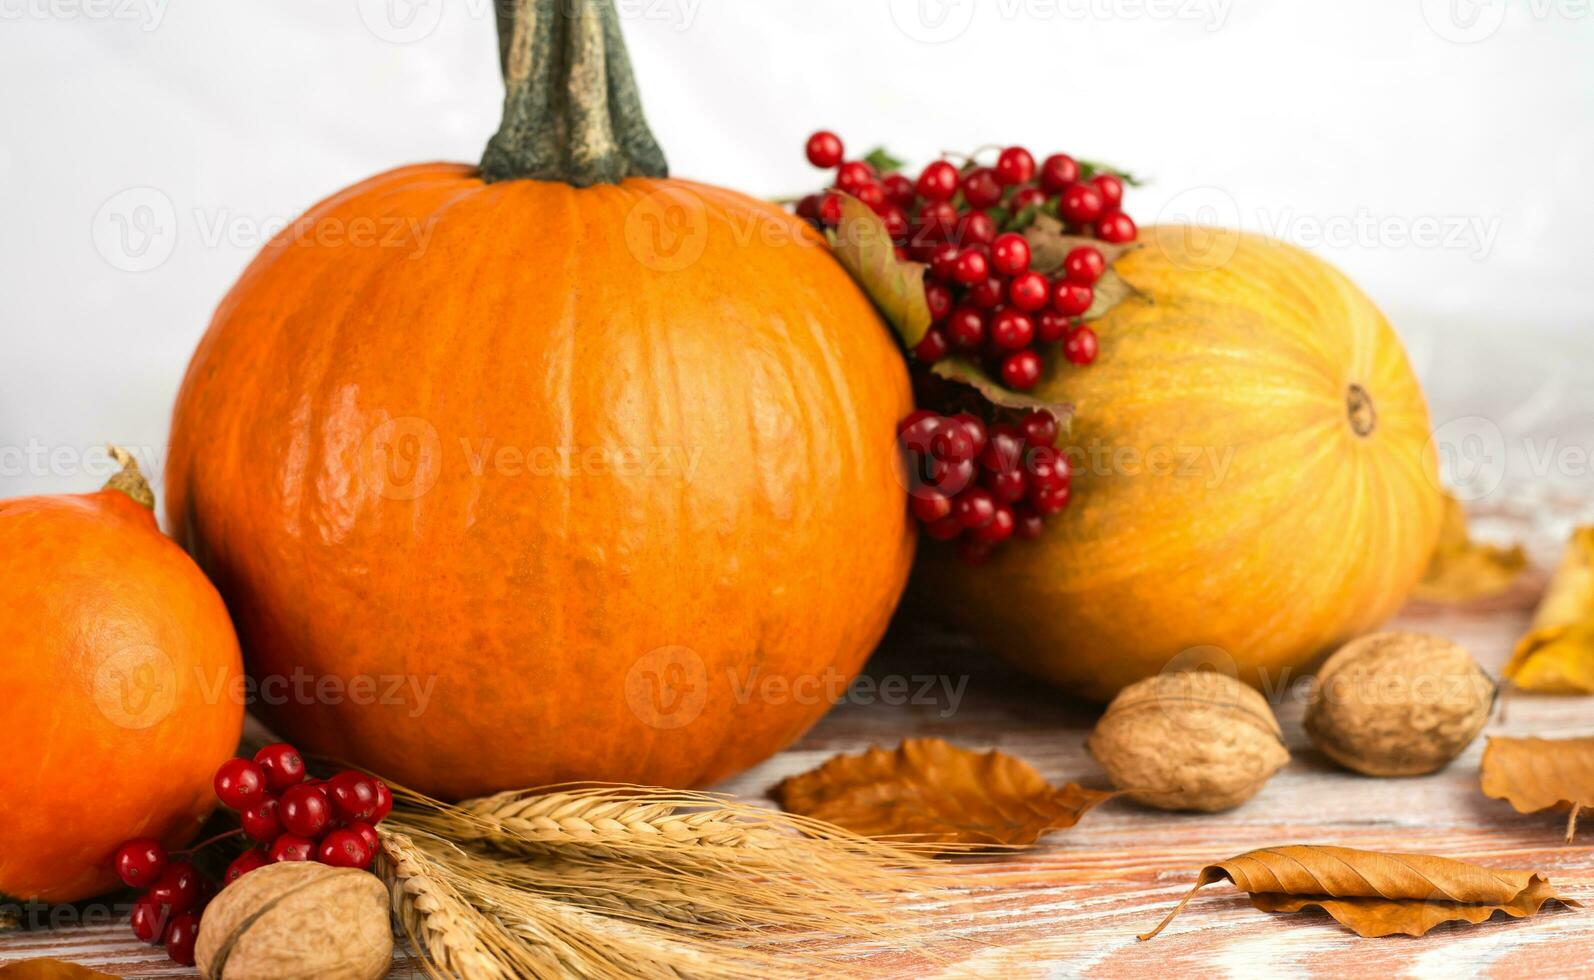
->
[111, 742, 392, 966]
[898, 407, 1070, 564]
[796, 131, 1135, 390]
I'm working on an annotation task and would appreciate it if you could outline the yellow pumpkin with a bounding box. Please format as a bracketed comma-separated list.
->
[920, 226, 1443, 700]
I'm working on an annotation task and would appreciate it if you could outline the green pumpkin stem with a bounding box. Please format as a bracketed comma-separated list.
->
[104, 445, 155, 509]
[481, 0, 668, 186]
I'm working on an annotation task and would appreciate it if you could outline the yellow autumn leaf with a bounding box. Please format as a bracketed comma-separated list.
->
[1412, 493, 1527, 603]
[1139, 845, 1578, 940]
[1505, 526, 1594, 692]
[771, 738, 1114, 848]
[1480, 735, 1594, 841]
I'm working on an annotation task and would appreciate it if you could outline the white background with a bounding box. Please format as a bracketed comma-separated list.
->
[2, 0, 1592, 506]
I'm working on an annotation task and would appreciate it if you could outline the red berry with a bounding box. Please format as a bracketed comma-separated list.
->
[923, 517, 963, 541]
[946, 305, 986, 350]
[1095, 210, 1137, 243]
[1001, 350, 1043, 390]
[1039, 154, 1080, 193]
[347, 820, 382, 856]
[931, 424, 975, 464]
[928, 456, 976, 497]
[914, 200, 958, 241]
[836, 160, 876, 194]
[990, 233, 1031, 276]
[916, 160, 959, 202]
[165, 911, 200, 967]
[911, 492, 953, 524]
[279, 783, 331, 838]
[1014, 506, 1046, 540]
[1010, 187, 1048, 212]
[805, 130, 844, 169]
[951, 249, 989, 285]
[962, 168, 1003, 209]
[855, 181, 886, 212]
[980, 425, 1025, 473]
[1092, 173, 1125, 208]
[1060, 183, 1106, 225]
[928, 242, 960, 281]
[1008, 272, 1050, 313]
[1026, 446, 1072, 491]
[1033, 483, 1071, 515]
[147, 862, 202, 914]
[955, 210, 997, 247]
[882, 172, 916, 208]
[1062, 245, 1106, 286]
[1036, 311, 1070, 343]
[972, 504, 1016, 543]
[952, 414, 988, 455]
[369, 781, 393, 823]
[1020, 410, 1058, 448]
[317, 829, 372, 870]
[328, 771, 382, 824]
[253, 743, 306, 792]
[1053, 281, 1094, 317]
[113, 838, 168, 889]
[953, 488, 997, 529]
[818, 192, 844, 226]
[224, 849, 269, 885]
[957, 538, 994, 565]
[914, 328, 950, 364]
[995, 146, 1036, 186]
[213, 758, 267, 811]
[925, 281, 953, 322]
[881, 206, 910, 239]
[969, 276, 1005, 309]
[130, 894, 167, 943]
[984, 467, 1027, 504]
[897, 408, 939, 440]
[268, 834, 316, 863]
[1065, 325, 1099, 365]
[795, 194, 821, 223]
[240, 798, 284, 843]
[990, 308, 1035, 350]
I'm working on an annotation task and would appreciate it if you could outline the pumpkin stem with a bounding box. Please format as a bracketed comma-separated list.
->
[1346, 384, 1377, 438]
[481, 0, 668, 187]
[103, 445, 155, 509]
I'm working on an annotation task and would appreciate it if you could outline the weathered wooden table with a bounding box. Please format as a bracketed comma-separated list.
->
[5, 496, 1592, 978]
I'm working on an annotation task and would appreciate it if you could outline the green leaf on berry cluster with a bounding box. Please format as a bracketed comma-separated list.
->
[1077, 160, 1144, 186]
[930, 358, 1074, 434]
[863, 147, 907, 174]
[824, 193, 932, 349]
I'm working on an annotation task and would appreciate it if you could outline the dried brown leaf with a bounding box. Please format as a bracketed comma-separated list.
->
[1480, 735, 1594, 841]
[1413, 493, 1528, 604]
[1506, 526, 1594, 692]
[929, 358, 1074, 433]
[1140, 845, 1578, 940]
[771, 738, 1113, 849]
[824, 193, 931, 349]
[1021, 214, 1137, 277]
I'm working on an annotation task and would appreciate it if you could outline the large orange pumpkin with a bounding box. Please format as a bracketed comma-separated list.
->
[920, 226, 1443, 700]
[165, 1, 912, 799]
[0, 452, 242, 902]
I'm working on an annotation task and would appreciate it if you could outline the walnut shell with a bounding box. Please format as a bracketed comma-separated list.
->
[194, 860, 392, 980]
[1306, 632, 1496, 777]
[1087, 670, 1289, 811]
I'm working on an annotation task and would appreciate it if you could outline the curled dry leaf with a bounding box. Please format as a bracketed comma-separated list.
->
[824, 193, 931, 349]
[930, 358, 1074, 435]
[1480, 735, 1594, 842]
[1413, 493, 1528, 604]
[1505, 526, 1594, 693]
[1140, 845, 1578, 940]
[771, 738, 1114, 848]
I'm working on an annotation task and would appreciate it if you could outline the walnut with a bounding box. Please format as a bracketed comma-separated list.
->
[1305, 632, 1496, 777]
[1087, 670, 1289, 812]
[194, 861, 392, 980]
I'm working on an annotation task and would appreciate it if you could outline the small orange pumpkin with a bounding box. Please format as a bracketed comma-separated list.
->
[0, 451, 242, 902]
[165, 2, 912, 798]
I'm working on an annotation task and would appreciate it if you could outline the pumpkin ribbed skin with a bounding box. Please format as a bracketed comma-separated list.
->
[0, 485, 242, 901]
[166, 164, 914, 800]
[922, 226, 1442, 700]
